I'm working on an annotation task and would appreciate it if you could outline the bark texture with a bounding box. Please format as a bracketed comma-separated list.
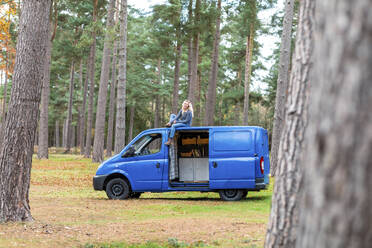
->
[65, 62, 75, 152]
[154, 59, 161, 128]
[172, 42, 181, 114]
[79, 62, 89, 154]
[106, 41, 118, 157]
[128, 103, 135, 143]
[92, 0, 116, 162]
[270, 0, 295, 176]
[204, 0, 221, 126]
[84, 0, 98, 158]
[243, 23, 254, 126]
[114, 0, 128, 154]
[55, 120, 60, 147]
[37, 31, 52, 159]
[0, 0, 50, 222]
[187, 0, 200, 109]
[297, 0, 372, 247]
[264, 0, 314, 246]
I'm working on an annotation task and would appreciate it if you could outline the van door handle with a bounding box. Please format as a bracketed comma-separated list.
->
[156, 162, 160, 168]
[213, 162, 217, 168]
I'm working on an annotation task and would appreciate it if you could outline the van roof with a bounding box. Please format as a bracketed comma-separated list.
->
[144, 126, 266, 132]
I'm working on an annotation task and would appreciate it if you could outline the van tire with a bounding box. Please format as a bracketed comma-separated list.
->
[106, 178, 130, 200]
[219, 189, 244, 201]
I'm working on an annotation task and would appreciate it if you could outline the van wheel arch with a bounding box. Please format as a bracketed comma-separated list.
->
[104, 173, 132, 191]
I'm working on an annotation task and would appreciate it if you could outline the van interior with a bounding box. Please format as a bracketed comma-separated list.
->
[169, 130, 209, 187]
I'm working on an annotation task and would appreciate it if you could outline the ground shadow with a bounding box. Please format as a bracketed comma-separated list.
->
[92, 194, 271, 202]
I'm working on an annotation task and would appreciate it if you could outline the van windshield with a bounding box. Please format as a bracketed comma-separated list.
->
[132, 133, 162, 156]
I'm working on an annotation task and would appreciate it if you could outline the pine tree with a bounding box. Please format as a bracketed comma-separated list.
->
[0, 0, 51, 222]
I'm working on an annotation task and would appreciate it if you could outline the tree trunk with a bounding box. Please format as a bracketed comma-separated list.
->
[243, 23, 255, 125]
[37, 30, 52, 159]
[264, 0, 314, 246]
[188, 0, 200, 108]
[76, 60, 83, 148]
[65, 62, 75, 153]
[172, 42, 181, 114]
[154, 59, 161, 128]
[1, 55, 8, 123]
[93, 0, 116, 163]
[80, 62, 89, 154]
[297, 0, 372, 247]
[62, 119, 66, 148]
[270, 0, 295, 176]
[0, 0, 50, 222]
[187, 0, 193, 88]
[204, 0, 221, 126]
[114, 0, 128, 154]
[84, 0, 98, 158]
[55, 120, 60, 147]
[128, 103, 135, 143]
[106, 43, 118, 157]
[234, 68, 242, 126]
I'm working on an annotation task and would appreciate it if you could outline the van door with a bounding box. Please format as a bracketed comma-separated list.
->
[209, 128, 256, 189]
[123, 132, 165, 191]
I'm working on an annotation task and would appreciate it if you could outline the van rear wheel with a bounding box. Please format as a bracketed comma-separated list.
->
[106, 178, 130, 200]
[219, 189, 244, 201]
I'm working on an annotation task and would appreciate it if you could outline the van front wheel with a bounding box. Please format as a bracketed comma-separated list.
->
[106, 178, 130, 200]
[219, 189, 244, 201]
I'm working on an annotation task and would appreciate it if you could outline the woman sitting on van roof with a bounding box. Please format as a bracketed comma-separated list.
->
[165, 100, 193, 145]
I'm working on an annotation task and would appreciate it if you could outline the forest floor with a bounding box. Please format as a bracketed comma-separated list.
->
[0, 153, 272, 248]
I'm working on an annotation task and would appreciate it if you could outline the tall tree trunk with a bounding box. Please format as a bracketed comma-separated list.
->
[106, 1, 120, 157]
[76, 60, 83, 148]
[243, 23, 255, 125]
[93, 0, 116, 163]
[106, 43, 118, 157]
[114, 0, 128, 154]
[37, 2, 57, 159]
[0, 0, 50, 222]
[55, 120, 60, 147]
[297, 0, 372, 247]
[234, 67, 242, 126]
[1, 55, 8, 123]
[128, 103, 135, 143]
[172, 42, 181, 114]
[264, 0, 314, 246]
[187, 0, 193, 88]
[270, 0, 295, 176]
[62, 119, 66, 148]
[80, 62, 89, 154]
[65, 62, 75, 153]
[154, 59, 161, 128]
[84, 0, 98, 158]
[188, 0, 200, 108]
[204, 0, 221, 126]
[37, 31, 52, 159]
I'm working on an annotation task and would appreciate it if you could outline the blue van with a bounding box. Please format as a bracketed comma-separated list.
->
[93, 126, 270, 201]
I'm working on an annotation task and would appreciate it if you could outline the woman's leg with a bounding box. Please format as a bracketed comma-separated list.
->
[169, 123, 187, 138]
[166, 114, 177, 127]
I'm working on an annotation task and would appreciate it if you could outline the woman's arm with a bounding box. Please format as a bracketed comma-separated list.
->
[174, 110, 182, 121]
[175, 111, 192, 124]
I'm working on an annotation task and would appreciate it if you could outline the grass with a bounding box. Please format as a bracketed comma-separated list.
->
[0, 153, 273, 248]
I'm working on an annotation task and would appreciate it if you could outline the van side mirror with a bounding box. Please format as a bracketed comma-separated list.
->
[122, 146, 135, 158]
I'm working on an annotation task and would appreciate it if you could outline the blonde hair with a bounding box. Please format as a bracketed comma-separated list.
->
[182, 100, 194, 117]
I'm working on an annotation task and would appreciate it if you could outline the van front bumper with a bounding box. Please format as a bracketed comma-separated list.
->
[93, 175, 108, 191]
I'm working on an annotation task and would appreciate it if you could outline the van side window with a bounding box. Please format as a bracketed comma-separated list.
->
[132, 133, 162, 156]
